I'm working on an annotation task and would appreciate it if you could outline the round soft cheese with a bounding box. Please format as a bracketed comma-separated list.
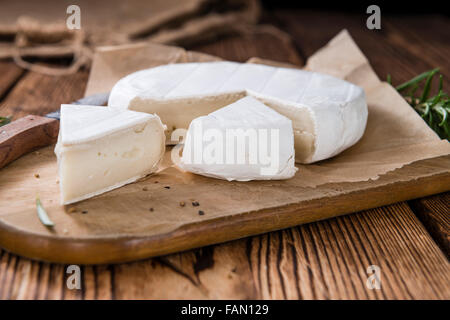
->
[108, 62, 367, 163]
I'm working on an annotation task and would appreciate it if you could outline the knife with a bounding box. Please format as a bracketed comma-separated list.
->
[0, 92, 110, 170]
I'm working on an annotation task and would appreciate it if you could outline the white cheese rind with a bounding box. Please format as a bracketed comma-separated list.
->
[179, 97, 297, 181]
[55, 105, 165, 205]
[108, 62, 368, 164]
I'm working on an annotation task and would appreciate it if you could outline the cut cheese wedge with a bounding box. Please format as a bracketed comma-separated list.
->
[108, 62, 368, 164]
[179, 96, 297, 181]
[55, 105, 165, 205]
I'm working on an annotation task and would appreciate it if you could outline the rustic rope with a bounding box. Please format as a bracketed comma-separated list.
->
[12, 16, 91, 76]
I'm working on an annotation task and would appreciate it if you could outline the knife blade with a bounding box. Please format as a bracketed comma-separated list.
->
[45, 92, 110, 120]
[0, 92, 110, 169]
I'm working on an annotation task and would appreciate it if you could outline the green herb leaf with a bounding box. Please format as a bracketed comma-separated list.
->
[36, 195, 54, 227]
[395, 68, 440, 92]
[390, 68, 449, 141]
[387, 74, 392, 85]
[420, 68, 439, 103]
[0, 116, 11, 127]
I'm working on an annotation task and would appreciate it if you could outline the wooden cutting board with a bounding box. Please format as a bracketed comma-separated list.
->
[1, 32, 449, 264]
[0, 144, 448, 264]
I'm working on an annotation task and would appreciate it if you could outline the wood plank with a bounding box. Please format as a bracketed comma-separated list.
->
[0, 67, 89, 120]
[409, 193, 450, 258]
[191, 31, 304, 66]
[376, 15, 450, 103]
[272, 10, 450, 88]
[383, 14, 450, 85]
[0, 60, 25, 103]
[1, 202, 448, 299]
[0, 251, 18, 299]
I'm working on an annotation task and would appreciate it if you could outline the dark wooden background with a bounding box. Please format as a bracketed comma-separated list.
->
[0, 9, 449, 299]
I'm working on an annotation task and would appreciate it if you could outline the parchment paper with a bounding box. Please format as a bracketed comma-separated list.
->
[84, 30, 450, 188]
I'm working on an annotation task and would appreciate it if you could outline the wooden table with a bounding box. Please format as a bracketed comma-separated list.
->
[0, 9, 449, 300]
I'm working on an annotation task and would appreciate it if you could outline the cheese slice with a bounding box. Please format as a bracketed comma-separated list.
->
[55, 104, 165, 205]
[179, 96, 297, 181]
[108, 62, 368, 164]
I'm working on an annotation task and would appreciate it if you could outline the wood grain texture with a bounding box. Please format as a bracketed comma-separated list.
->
[0, 61, 25, 102]
[0, 143, 448, 264]
[272, 10, 450, 89]
[0, 11, 449, 299]
[0, 68, 89, 120]
[1, 202, 448, 299]
[0, 115, 59, 170]
[383, 15, 450, 86]
[409, 193, 449, 258]
[192, 30, 304, 66]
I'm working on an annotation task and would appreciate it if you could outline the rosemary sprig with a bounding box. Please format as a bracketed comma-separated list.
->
[388, 68, 450, 141]
[36, 195, 55, 227]
[0, 116, 11, 127]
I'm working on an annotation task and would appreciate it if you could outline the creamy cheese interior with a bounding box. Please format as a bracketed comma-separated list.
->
[55, 105, 165, 205]
[130, 92, 315, 163]
[130, 91, 247, 143]
[254, 95, 316, 163]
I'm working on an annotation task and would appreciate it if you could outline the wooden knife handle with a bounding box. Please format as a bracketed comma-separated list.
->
[0, 115, 59, 170]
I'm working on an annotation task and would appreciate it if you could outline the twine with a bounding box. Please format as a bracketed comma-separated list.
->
[12, 16, 92, 76]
